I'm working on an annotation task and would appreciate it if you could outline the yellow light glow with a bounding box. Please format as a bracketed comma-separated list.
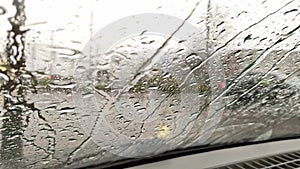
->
[157, 125, 170, 139]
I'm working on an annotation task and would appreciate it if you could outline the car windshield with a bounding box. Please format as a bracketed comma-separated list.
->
[0, 0, 299, 168]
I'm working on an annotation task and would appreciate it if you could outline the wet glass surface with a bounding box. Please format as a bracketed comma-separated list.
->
[0, 0, 299, 168]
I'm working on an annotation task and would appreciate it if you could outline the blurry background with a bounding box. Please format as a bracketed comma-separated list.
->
[0, 0, 299, 168]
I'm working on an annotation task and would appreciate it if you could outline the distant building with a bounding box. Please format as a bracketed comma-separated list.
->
[26, 43, 75, 78]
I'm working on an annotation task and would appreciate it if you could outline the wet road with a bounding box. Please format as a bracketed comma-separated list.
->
[1, 70, 300, 169]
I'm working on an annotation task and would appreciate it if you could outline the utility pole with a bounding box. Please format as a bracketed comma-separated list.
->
[206, 0, 212, 55]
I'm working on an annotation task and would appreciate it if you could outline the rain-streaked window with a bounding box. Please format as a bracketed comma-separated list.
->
[0, 0, 299, 168]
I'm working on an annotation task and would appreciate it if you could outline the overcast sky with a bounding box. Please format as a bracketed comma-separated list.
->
[0, 0, 298, 54]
